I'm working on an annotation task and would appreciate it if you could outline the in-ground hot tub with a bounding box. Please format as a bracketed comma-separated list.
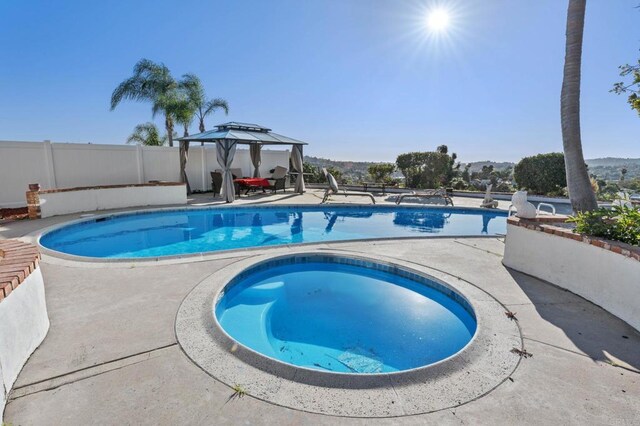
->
[175, 252, 521, 417]
[215, 256, 477, 374]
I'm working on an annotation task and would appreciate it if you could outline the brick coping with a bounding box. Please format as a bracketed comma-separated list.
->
[507, 216, 640, 262]
[37, 182, 184, 194]
[0, 240, 40, 301]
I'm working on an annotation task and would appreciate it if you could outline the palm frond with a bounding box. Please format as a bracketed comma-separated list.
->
[111, 58, 177, 112]
[111, 77, 146, 110]
[180, 74, 205, 102]
[204, 98, 229, 116]
[126, 122, 165, 146]
[126, 134, 145, 144]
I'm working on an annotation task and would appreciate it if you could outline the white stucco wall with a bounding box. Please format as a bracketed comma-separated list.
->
[0, 140, 291, 207]
[503, 224, 640, 331]
[38, 184, 187, 218]
[0, 266, 49, 422]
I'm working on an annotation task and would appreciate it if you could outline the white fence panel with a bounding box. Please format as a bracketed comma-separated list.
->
[0, 142, 50, 207]
[51, 144, 139, 188]
[141, 146, 181, 183]
[0, 141, 291, 207]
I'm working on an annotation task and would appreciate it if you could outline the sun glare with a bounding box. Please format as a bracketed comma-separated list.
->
[426, 8, 450, 32]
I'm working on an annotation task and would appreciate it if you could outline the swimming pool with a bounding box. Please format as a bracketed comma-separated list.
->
[215, 255, 477, 373]
[39, 205, 507, 259]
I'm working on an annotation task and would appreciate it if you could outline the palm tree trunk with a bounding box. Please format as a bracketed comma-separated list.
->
[199, 118, 205, 146]
[166, 115, 174, 147]
[179, 126, 191, 194]
[561, 0, 597, 212]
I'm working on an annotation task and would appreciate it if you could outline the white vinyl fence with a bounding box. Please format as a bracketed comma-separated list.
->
[0, 140, 290, 208]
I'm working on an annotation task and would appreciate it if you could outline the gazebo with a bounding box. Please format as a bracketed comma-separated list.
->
[175, 122, 308, 203]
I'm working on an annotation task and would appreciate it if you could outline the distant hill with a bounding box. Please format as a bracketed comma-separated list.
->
[304, 156, 380, 181]
[303, 156, 640, 182]
[586, 157, 640, 180]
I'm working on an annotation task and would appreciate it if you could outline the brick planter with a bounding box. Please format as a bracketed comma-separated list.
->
[0, 240, 49, 422]
[504, 215, 640, 331]
[0, 240, 41, 299]
[506, 216, 640, 262]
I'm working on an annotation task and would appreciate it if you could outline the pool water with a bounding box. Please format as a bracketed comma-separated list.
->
[40, 206, 507, 259]
[216, 259, 477, 373]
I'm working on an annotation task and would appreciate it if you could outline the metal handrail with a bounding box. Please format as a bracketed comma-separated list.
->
[536, 202, 556, 215]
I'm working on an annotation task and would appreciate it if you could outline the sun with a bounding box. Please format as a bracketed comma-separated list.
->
[426, 8, 451, 32]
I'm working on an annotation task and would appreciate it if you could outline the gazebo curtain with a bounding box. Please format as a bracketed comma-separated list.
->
[291, 145, 305, 194]
[216, 140, 238, 203]
[179, 140, 191, 194]
[250, 144, 262, 178]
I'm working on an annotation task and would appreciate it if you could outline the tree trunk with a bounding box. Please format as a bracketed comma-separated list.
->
[560, 0, 597, 212]
[166, 115, 174, 147]
[200, 118, 205, 146]
[179, 127, 191, 194]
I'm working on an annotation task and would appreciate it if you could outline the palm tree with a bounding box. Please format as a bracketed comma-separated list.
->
[560, 0, 598, 211]
[111, 59, 179, 147]
[167, 94, 197, 194]
[171, 75, 229, 192]
[180, 74, 229, 142]
[126, 123, 168, 146]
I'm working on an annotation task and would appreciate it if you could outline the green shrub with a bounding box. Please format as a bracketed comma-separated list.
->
[493, 182, 514, 192]
[302, 163, 325, 183]
[367, 163, 396, 183]
[396, 151, 452, 189]
[450, 177, 468, 190]
[568, 206, 640, 246]
[513, 153, 567, 195]
[597, 182, 621, 201]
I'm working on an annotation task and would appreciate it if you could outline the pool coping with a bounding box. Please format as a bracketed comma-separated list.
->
[33, 203, 508, 264]
[175, 250, 522, 418]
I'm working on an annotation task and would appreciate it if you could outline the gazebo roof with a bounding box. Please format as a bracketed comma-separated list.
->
[175, 122, 308, 145]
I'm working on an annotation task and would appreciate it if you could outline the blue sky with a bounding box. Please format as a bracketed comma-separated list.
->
[0, 0, 638, 162]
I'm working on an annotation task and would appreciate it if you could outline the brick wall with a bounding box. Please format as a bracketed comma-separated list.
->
[26, 191, 40, 219]
[0, 240, 41, 300]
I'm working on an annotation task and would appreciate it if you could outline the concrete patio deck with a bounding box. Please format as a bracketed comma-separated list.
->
[1, 190, 638, 425]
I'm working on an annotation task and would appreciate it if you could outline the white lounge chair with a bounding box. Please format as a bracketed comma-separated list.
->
[612, 191, 633, 209]
[395, 188, 453, 206]
[480, 184, 499, 208]
[321, 169, 375, 204]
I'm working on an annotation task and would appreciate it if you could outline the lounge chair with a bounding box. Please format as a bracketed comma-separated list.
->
[267, 166, 288, 193]
[395, 188, 453, 206]
[480, 184, 499, 208]
[321, 168, 375, 204]
[612, 191, 633, 209]
[230, 168, 244, 179]
[210, 171, 223, 196]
